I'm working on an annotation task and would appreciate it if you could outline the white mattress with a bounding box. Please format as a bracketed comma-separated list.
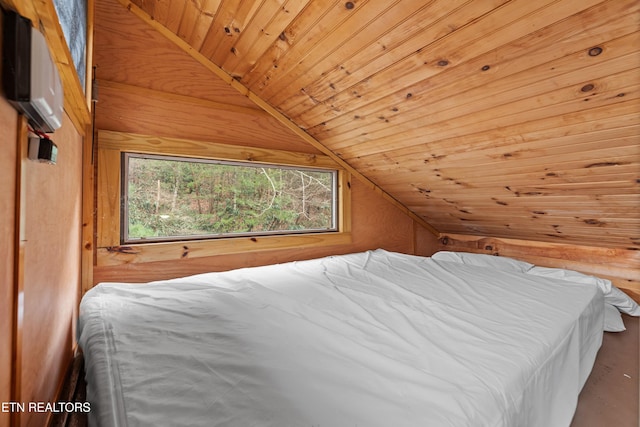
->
[78, 249, 603, 427]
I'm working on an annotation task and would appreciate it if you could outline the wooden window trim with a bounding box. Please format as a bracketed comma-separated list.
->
[96, 130, 352, 266]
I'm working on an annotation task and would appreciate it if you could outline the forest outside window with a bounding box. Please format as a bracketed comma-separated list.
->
[122, 153, 338, 243]
[96, 131, 351, 266]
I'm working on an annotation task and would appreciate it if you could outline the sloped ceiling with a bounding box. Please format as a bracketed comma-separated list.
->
[115, 0, 639, 250]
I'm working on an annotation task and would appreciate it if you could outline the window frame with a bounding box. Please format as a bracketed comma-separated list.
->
[120, 152, 340, 243]
[96, 131, 351, 267]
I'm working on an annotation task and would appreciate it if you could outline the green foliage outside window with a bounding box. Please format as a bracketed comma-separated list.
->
[123, 154, 336, 242]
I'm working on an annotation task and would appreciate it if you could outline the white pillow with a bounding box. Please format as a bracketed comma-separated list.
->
[527, 266, 612, 293]
[431, 251, 534, 273]
[606, 286, 640, 316]
[527, 266, 640, 316]
[604, 303, 626, 332]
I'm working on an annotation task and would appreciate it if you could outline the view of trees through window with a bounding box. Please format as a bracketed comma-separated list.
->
[123, 154, 337, 242]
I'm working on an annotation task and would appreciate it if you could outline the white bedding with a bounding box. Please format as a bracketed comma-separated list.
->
[78, 249, 604, 427]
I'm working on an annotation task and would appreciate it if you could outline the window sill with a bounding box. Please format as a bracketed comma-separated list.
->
[96, 232, 352, 266]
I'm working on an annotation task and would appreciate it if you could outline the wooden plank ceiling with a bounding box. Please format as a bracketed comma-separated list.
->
[123, 0, 639, 250]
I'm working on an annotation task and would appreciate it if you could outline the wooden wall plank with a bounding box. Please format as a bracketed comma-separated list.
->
[0, 106, 84, 427]
[239, 0, 343, 88]
[97, 233, 354, 266]
[405, 155, 638, 183]
[220, 0, 308, 76]
[258, 0, 466, 104]
[20, 112, 83, 427]
[163, 0, 185, 34]
[187, 0, 222, 51]
[176, 0, 201, 41]
[342, 97, 639, 163]
[291, 0, 608, 129]
[278, 0, 511, 117]
[0, 95, 18, 427]
[11, 117, 28, 427]
[93, 0, 257, 108]
[81, 121, 95, 296]
[437, 233, 640, 302]
[366, 144, 638, 183]
[272, 0, 566, 110]
[206, 0, 261, 65]
[304, 1, 638, 135]
[242, 0, 353, 91]
[430, 218, 640, 235]
[95, 83, 320, 154]
[314, 31, 638, 145]
[359, 122, 639, 171]
[98, 79, 266, 117]
[293, 0, 493, 108]
[435, 227, 637, 251]
[98, 130, 336, 168]
[332, 71, 639, 157]
[96, 148, 121, 248]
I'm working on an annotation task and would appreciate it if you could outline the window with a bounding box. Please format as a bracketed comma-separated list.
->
[122, 153, 338, 243]
[53, 0, 87, 90]
[96, 131, 351, 266]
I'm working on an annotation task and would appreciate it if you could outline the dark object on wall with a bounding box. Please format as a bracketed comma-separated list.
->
[2, 8, 63, 133]
[28, 136, 58, 164]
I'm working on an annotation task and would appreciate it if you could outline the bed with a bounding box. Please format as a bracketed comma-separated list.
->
[78, 249, 638, 427]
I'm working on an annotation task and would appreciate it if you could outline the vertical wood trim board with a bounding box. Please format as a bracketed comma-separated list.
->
[11, 116, 28, 427]
[81, 125, 95, 296]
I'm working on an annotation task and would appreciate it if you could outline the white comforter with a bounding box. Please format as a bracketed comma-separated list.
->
[78, 249, 603, 427]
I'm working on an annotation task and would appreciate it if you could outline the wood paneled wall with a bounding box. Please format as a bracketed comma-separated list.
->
[92, 0, 439, 284]
[91, 0, 635, 298]
[94, 177, 428, 283]
[21, 112, 83, 427]
[0, 0, 90, 424]
[0, 91, 18, 427]
[120, 0, 640, 254]
[0, 102, 83, 426]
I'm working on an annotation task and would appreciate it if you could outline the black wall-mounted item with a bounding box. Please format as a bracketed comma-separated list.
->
[28, 136, 58, 164]
[2, 8, 31, 102]
[2, 8, 64, 133]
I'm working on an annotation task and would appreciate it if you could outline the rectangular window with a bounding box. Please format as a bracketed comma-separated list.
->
[96, 131, 351, 266]
[122, 153, 338, 243]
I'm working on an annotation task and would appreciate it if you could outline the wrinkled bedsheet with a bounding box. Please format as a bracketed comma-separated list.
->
[78, 249, 603, 427]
